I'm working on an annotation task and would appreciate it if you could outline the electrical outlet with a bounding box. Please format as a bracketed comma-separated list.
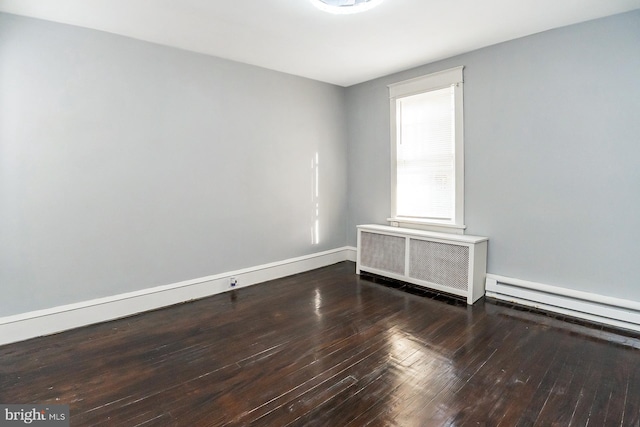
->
[229, 277, 237, 287]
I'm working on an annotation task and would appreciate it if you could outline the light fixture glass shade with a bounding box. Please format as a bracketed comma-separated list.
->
[310, 0, 385, 14]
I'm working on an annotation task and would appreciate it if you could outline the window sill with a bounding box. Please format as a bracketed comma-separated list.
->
[386, 217, 466, 235]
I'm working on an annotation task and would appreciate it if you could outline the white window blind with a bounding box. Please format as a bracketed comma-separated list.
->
[388, 66, 464, 231]
[396, 86, 455, 220]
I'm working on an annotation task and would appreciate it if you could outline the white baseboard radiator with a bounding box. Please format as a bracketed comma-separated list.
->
[486, 274, 640, 332]
[356, 224, 488, 305]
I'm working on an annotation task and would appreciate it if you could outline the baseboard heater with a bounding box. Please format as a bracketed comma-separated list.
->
[485, 274, 640, 332]
[356, 224, 488, 305]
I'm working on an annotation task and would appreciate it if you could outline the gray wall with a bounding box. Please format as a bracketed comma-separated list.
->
[3, 10, 639, 318]
[0, 13, 348, 316]
[347, 10, 640, 299]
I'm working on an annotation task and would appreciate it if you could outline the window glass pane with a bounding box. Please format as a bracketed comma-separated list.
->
[396, 85, 455, 220]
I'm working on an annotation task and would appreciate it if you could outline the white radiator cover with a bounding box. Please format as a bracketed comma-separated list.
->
[357, 224, 488, 304]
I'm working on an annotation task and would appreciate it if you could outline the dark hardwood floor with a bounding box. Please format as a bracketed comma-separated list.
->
[1, 261, 639, 426]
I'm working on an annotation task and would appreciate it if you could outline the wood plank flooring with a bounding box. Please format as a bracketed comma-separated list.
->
[1, 261, 640, 426]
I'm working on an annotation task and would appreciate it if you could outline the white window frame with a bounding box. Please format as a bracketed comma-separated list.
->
[388, 66, 465, 234]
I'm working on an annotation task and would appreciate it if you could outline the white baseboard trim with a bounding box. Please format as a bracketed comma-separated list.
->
[485, 273, 640, 332]
[0, 246, 358, 346]
[345, 245, 357, 262]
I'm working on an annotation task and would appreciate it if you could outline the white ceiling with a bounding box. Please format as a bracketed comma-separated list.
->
[1, 0, 639, 86]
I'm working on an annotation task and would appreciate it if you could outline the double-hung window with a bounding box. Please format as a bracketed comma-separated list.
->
[388, 66, 465, 233]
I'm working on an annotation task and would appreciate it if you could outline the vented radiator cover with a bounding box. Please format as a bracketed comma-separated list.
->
[357, 224, 488, 304]
[360, 232, 405, 275]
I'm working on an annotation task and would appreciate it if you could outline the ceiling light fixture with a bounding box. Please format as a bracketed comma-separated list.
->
[310, 0, 385, 15]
